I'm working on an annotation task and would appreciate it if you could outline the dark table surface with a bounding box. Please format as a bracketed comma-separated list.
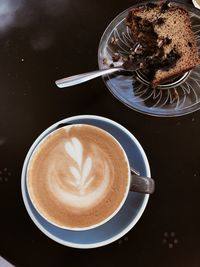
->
[1, 0, 200, 266]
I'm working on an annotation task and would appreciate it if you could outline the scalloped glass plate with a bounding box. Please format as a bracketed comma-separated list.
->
[98, 1, 200, 117]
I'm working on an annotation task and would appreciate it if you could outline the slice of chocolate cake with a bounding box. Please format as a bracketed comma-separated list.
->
[125, 1, 200, 87]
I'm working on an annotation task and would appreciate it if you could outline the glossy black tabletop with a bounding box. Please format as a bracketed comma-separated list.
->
[1, 0, 200, 266]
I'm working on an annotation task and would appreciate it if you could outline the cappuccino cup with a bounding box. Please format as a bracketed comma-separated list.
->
[26, 123, 154, 231]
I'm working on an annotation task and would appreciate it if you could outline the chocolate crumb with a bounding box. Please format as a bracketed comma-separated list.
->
[112, 53, 121, 62]
[111, 37, 119, 46]
[154, 18, 165, 25]
[165, 37, 172, 45]
[146, 3, 157, 9]
[126, 11, 133, 24]
[103, 58, 108, 65]
[144, 48, 181, 81]
[161, 0, 171, 13]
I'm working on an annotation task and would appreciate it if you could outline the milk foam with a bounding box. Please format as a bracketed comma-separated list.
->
[28, 125, 129, 228]
[49, 161, 110, 208]
[47, 137, 111, 209]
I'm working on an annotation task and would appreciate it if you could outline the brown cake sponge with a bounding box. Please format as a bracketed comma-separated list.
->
[126, 2, 200, 87]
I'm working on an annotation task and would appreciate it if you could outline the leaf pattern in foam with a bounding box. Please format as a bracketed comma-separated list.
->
[69, 166, 81, 186]
[82, 175, 95, 190]
[65, 137, 83, 167]
[64, 137, 94, 193]
[65, 142, 76, 162]
[81, 157, 92, 186]
[71, 137, 83, 167]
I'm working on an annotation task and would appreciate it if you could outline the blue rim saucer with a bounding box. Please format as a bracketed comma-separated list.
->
[21, 115, 151, 249]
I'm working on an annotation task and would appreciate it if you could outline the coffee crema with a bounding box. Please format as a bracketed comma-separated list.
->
[27, 124, 129, 229]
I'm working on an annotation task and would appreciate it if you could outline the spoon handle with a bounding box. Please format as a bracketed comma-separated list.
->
[55, 67, 121, 88]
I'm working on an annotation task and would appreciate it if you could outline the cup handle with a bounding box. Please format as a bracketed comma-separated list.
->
[130, 170, 155, 194]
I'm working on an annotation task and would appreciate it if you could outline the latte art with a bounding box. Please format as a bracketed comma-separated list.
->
[49, 137, 111, 208]
[64, 138, 97, 195]
[27, 125, 129, 229]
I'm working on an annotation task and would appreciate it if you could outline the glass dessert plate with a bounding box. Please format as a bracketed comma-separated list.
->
[98, 1, 200, 117]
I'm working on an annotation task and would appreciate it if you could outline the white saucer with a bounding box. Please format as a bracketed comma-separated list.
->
[21, 115, 151, 249]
